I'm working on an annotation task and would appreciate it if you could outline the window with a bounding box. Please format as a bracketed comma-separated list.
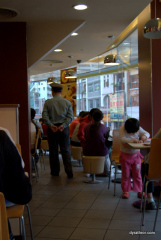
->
[94, 82, 100, 91]
[104, 75, 109, 87]
[43, 87, 45, 90]
[88, 99, 93, 109]
[88, 84, 93, 93]
[95, 99, 100, 108]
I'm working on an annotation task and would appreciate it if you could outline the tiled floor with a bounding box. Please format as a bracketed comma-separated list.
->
[23, 155, 161, 240]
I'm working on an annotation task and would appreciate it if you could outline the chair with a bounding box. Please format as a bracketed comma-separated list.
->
[108, 129, 121, 196]
[140, 138, 161, 231]
[71, 146, 83, 166]
[0, 192, 9, 240]
[5, 144, 34, 240]
[39, 139, 49, 170]
[32, 128, 41, 181]
[82, 156, 105, 183]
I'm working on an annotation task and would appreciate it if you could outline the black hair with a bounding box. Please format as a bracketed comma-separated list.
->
[125, 118, 140, 133]
[89, 109, 103, 136]
[31, 108, 36, 120]
[89, 108, 99, 116]
[78, 111, 85, 118]
[52, 87, 62, 92]
[81, 111, 89, 118]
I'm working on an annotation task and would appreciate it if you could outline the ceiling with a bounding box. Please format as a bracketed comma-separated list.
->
[0, 0, 152, 77]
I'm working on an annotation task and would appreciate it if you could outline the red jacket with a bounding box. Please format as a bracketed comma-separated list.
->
[69, 118, 79, 138]
[77, 115, 91, 147]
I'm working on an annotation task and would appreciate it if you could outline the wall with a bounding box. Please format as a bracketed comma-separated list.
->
[0, 22, 30, 174]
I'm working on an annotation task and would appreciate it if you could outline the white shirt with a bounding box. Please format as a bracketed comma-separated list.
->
[119, 126, 150, 154]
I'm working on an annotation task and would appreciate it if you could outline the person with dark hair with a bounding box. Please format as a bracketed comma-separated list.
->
[69, 111, 85, 139]
[119, 118, 150, 199]
[83, 109, 110, 174]
[0, 127, 32, 240]
[42, 82, 73, 178]
[77, 108, 99, 147]
[71, 111, 89, 147]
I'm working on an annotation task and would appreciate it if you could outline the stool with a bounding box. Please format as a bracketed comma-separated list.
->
[71, 146, 83, 166]
[82, 156, 105, 184]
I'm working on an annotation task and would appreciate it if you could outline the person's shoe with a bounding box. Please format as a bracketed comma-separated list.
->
[67, 172, 73, 178]
[137, 192, 145, 199]
[146, 201, 157, 210]
[122, 192, 129, 199]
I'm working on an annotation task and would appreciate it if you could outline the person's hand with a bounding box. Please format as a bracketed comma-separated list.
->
[138, 140, 143, 143]
[51, 125, 58, 132]
[141, 134, 147, 142]
[58, 125, 64, 132]
[133, 138, 139, 143]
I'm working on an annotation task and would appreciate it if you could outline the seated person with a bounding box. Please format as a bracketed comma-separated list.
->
[39, 118, 48, 140]
[83, 109, 111, 175]
[0, 127, 32, 239]
[77, 108, 99, 147]
[71, 111, 89, 147]
[69, 111, 86, 139]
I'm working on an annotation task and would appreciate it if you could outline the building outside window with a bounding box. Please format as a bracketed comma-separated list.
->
[30, 29, 139, 130]
[88, 84, 93, 93]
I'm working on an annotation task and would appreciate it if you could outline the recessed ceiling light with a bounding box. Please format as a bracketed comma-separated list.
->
[71, 32, 78, 36]
[73, 4, 88, 10]
[54, 49, 62, 52]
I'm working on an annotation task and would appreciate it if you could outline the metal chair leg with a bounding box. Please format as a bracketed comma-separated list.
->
[20, 216, 26, 240]
[114, 163, 117, 196]
[26, 204, 34, 240]
[141, 181, 149, 226]
[108, 162, 111, 189]
[153, 189, 161, 231]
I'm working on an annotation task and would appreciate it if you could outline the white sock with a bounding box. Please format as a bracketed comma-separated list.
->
[147, 198, 154, 203]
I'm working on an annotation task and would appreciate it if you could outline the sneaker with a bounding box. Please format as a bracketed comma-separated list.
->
[122, 192, 129, 199]
[146, 201, 157, 210]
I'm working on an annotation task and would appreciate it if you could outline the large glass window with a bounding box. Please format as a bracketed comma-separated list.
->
[30, 29, 139, 129]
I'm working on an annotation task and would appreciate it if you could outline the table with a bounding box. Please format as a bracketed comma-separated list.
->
[127, 142, 151, 149]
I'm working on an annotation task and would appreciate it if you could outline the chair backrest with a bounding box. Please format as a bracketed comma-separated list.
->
[0, 192, 9, 240]
[71, 146, 82, 160]
[148, 138, 161, 180]
[82, 156, 105, 174]
[112, 129, 121, 159]
[16, 144, 21, 156]
[32, 128, 41, 155]
[41, 139, 49, 151]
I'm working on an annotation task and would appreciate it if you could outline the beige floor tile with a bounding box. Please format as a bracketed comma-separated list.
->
[37, 226, 74, 239]
[48, 216, 81, 227]
[77, 217, 110, 229]
[69, 228, 106, 240]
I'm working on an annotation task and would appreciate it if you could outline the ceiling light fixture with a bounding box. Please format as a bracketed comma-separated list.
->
[104, 36, 120, 66]
[143, 0, 161, 39]
[65, 56, 77, 79]
[73, 4, 88, 10]
[71, 32, 78, 36]
[47, 76, 56, 84]
[54, 49, 62, 52]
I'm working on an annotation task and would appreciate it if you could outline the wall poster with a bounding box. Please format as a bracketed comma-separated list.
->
[61, 68, 77, 117]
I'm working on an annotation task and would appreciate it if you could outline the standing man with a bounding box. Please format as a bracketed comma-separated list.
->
[42, 82, 73, 178]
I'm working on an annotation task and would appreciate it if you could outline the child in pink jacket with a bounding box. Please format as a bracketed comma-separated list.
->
[119, 118, 150, 199]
